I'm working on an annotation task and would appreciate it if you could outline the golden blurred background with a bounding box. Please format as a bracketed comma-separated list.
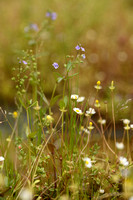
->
[0, 0, 133, 119]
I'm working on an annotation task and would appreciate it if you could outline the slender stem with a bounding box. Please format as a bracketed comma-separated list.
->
[76, 133, 90, 163]
[26, 108, 31, 176]
[111, 92, 116, 152]
[127, 129, 131, 161]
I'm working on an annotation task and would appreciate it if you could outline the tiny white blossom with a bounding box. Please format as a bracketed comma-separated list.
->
[123, 119, 130, 125]
[83, 157, 92, 168]
[124, 124, 130, 130]
[73, 108, 83, 115]
[116, 142, 124, 150]
[83, 128, 90, 134]
[119, 156, 129, 166]
[88, 122, 94, 130]
[130, 124, 133, 129]
[99, 189, 104, 194]
[98, 119, 106, 125]
[86, 108, 96, 115]
[0, 156, 4, 162]
[71, 94, 79, 100]
[20, 188, 33, 200]
[77, 96, 85, 103]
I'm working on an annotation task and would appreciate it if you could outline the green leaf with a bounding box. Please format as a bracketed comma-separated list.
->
[63, 96, 68, 107]
[67, 73, 79, 79]
[66, 61, 72, 72]
[50, 95, 61, 106]
[32, 179, 40, 188]
[59, 99, 65, 109]
[37, 91, 49, 106]
[28, 131, 37, 139]
[59, 96, 68, 109]
[57, 76, 64, 83]
[19, 98, 26, 109]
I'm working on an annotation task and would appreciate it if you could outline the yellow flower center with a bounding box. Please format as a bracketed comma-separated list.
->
[85, 160, 89, 165]
[95, 100, 99, 104]
[97, 81, 101, 86]
[89, 122, 92, 126]
[13, 111, 18, 119]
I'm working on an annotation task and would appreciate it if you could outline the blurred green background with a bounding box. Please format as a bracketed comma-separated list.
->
[0, 0, 133, 118]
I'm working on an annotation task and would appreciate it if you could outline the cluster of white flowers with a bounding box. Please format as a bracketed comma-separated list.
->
[71, 94, 96, 117]
[86, 108, 96, 116]
[71, 94, 85, 103]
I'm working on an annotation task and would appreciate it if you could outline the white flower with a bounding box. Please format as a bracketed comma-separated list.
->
[20, 188, 33, 200]
[86, 108, 96, 115]
[116, 142, 124, 150]
[94, 81, 102, 90]
[124, 125, 130, 130]
[123, 119, 130, 125]
[88, 122, 94, 130]
[73, 108, 83, 115]
[119, 156, 129, 166]
[83, 157, 92, 168]
[129, 196, 133, 200]
[71, 94, 79, 100]
[98, 119, 106, 125]
[99, 189, 104, 194]
[77, 96, 85, 103]
[0, 156, 4, 162]
[83, 128, 90, 134]
[130, 124, 133, 129]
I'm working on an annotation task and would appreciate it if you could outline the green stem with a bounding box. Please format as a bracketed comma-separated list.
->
[111, 92, 116, 153]
[26, 108, 31, 177]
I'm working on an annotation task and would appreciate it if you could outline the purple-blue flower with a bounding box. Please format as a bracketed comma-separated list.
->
[24, 23, 38, 32]
[23, 61, 28, 65]
[81, 47, 85, 52]
[30, 24, 38, 31]
[52, 62, 59, 69]
[46, 11, 51, 17]
[81, 54, 86, 59]
[46, 11, 57, 20]
[75, 45, 80, 50]
[51, 12, 57, 20]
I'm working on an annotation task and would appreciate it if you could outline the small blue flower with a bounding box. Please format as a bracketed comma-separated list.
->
[75, 45, 80, 50]
[23, 61, 27, 65]
[30, 24, 38, 31]
[81, 54, 86, 59]
[24, 23, 38, 32]
[52, 62, 59, 69]
[46, 11, 57, 20]
[46, 11, 51, 17]
[51, 12, 57, 20]
[81, 47, 85, 52]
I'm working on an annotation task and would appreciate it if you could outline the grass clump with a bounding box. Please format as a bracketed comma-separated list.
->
[0, 20, 133, 200]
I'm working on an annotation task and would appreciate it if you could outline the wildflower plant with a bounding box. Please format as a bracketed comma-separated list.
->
[0, 16, 133, 200]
